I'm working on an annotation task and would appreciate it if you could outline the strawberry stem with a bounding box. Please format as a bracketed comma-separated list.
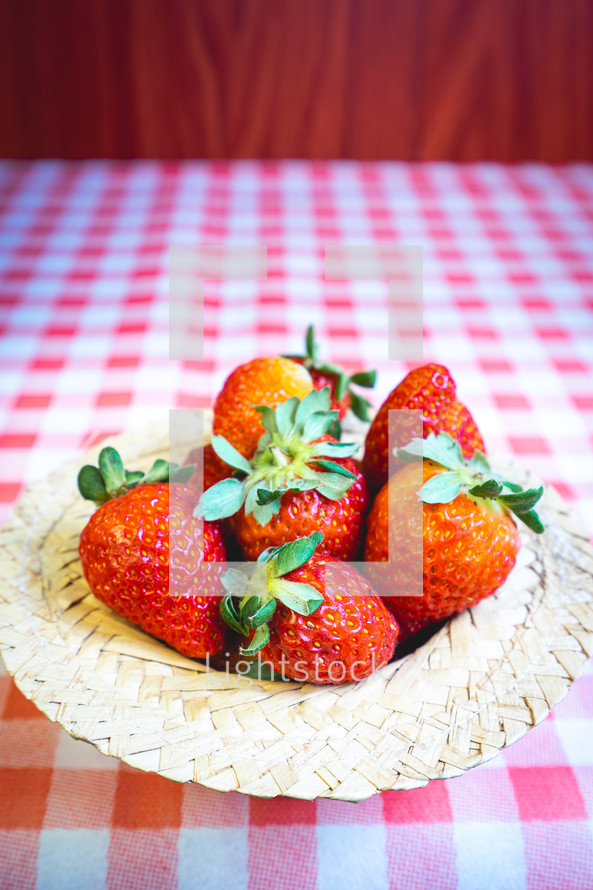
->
[283, 325, 377, 423]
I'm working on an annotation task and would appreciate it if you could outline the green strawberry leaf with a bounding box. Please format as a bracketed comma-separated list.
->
[220, 595, 246, 636]
[210, 435, 252, 475]
[275, 397, 299, 438]
[516, 508, 546, 534]
[305, 324, 318, 360]
[498, 486, 544, 514]
[269, 579, 324, 616]
[241, 596, 277, 630]
[141, 458, 170, 485]
[251, 498, 282, 526]
[468, 450, 491, 474]
[302, 410, 338, 443]
[295, 388, 325, 427]
[422, 433, 466, 469]
[468, 479, 504, 499]
[314, 361, 345, 377]
[98, 446, 126, 492]
[240, 625, 270, 657]
[197, 477, 246, 520]
[419, 472, 462, 504]
[349, 389, 373, 422]
[287, 479, 320, 492]
[327, 418, 342, 440]
[350, 369, 377, 388]
[236, 659, 291, 682]
[395, 437, 425, 462]
[310, 441, 359, 458]
[256, 488, 285, 506]
[396, 433, 466, 471]
[313, 459, 357, 479]
[271, 531, 323, 578]
[77, 465, 109, 503]
[315, 471, 356, 500]
[334, 372, 350, 402]
[500, 481, 523, 493]
[169, 463, 196, 484]
[124, 470, 145, 485]
[221, 568, 249, 598]
[255, 405, 278, 437]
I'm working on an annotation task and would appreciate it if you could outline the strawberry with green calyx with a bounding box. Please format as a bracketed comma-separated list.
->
[396, 433, 545, 535]
[362, 363, 485, 494]
[286, 325, 377, 424]
[220, 532, 399, 684]
[213, 356, 313, 461]
[197, 387, 370, 561]
[364, 432, 545, 640]
[78, 446, 228, 659]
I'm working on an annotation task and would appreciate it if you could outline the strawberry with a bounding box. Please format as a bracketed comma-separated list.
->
[184, 443, 230, 492]
[286, 325, 376, 424]
[77, 447, 228, 658]
[199, 388, 370, 561]
[364, 433, 545, 639]
[362, 363, 485, 493]
[220, 532, 398, 684]
[213, 356, 313, 461]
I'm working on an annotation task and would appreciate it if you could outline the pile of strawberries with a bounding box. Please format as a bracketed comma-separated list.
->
[78, 328, 544, 686]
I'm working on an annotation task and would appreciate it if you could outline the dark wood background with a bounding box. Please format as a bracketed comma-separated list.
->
[1, 0, 592, 161]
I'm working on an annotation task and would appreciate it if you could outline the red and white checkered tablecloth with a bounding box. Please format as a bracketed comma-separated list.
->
[1, 160, 593, 890]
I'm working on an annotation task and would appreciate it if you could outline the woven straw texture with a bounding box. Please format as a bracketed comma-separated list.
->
[1, 418, 592, 802]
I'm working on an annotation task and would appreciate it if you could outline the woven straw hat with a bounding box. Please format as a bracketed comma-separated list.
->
[1, 416, 592, 802]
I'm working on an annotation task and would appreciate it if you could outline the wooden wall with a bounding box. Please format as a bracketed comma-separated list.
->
[1, 0, 592, 161]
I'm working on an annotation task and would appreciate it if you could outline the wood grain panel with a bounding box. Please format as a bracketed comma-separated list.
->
[0, 0, 591, 160]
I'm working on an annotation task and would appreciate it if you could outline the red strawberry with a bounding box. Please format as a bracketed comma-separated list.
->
[364, 433, 545, 639]
[286, 325, 377, 423]
[213, 356, 313, 460]
[77, 448, 228, 659]
[220, 533, 398, 684]
[199, 388, 369, 561]
[362, 364, 485, 493]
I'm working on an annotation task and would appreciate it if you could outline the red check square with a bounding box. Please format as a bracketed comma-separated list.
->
[383, 780, 452, 823]
[510, 767, 586, 821]
[480, 359, 513, 372]
[0, 483, 20, 503]
[15, 394, 52, 409]
[0, 768, 52, 829]
[112, 767, 182, 829]
[508, 437, 551, 455]
[2, 682, 46, 720]
[43, 769, 118, 829]
[249, 796, 317, 826]
[97, 392, 132, 407]
[494, 394, 531, 410]
[0, 434, 36, 448]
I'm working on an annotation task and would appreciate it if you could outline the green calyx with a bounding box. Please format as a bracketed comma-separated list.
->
[284, 325, 377, 423]
[396, 432, 546, 535]
[196, 387, 361, 526]
[220, 531, 325, 656]
[77, 446, 195, 505]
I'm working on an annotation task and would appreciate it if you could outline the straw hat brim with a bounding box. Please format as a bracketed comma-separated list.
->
[1, 418, 592, 802]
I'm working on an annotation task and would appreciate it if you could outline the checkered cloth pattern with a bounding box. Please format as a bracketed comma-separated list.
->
[1, 160, 592, 890]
